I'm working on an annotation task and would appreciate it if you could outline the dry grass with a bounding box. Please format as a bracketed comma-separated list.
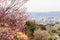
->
[34, 29, 49, 40]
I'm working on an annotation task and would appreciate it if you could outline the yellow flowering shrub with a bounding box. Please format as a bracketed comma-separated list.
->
[0, 27, 29, 40]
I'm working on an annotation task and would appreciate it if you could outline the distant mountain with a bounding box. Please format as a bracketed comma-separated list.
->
[29, 12, 60, 18]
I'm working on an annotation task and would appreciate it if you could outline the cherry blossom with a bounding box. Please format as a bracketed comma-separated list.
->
[0, 0, 29, 32]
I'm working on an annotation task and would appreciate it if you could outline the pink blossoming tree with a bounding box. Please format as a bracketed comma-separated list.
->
[0, 0, 29, 32]
[0, 0, 30, 40]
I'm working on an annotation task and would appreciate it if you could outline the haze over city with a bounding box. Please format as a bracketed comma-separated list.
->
[25, 0, 60, 12]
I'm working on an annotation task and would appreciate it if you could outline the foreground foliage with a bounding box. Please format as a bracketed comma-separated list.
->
[0, 0, 29, 40]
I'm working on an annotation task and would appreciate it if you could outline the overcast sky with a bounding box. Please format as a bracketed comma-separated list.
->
[25, 0, 60, 12]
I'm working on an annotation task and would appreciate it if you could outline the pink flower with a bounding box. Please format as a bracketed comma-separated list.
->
[0, 7, 6, 22]
[0, 0, 29, 32]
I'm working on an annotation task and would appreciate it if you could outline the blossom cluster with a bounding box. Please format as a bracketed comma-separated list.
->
[0, 27, 29, 40]
[0, 0, 29, 31]
[0, 0, 30, 40]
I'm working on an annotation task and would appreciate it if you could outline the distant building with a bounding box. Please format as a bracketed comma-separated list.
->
[31, 17, 60, 25]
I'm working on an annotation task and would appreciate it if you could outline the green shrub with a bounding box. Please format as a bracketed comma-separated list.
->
[48, 37, 57, 40]
[26, 21, 35, 32]
[58, 27, 60, 31]
[49, 31, 53, 36]
[38, 24, 46, 30]
[58, 33, 60, 36]
[48, 37, 52, 40]
[51, 29, 57, 33]
[49, 29, 57, 36]
[25, 21, 35, 39]
[54, 38, 57, 40]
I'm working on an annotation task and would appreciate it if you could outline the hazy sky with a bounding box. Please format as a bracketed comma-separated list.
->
[25, 0, 60, 12]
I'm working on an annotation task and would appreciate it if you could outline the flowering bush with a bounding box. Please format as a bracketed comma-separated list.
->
[0, 0, 29, 31]
[0, 0, 30, 40]
[0, 27, 29, 40]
